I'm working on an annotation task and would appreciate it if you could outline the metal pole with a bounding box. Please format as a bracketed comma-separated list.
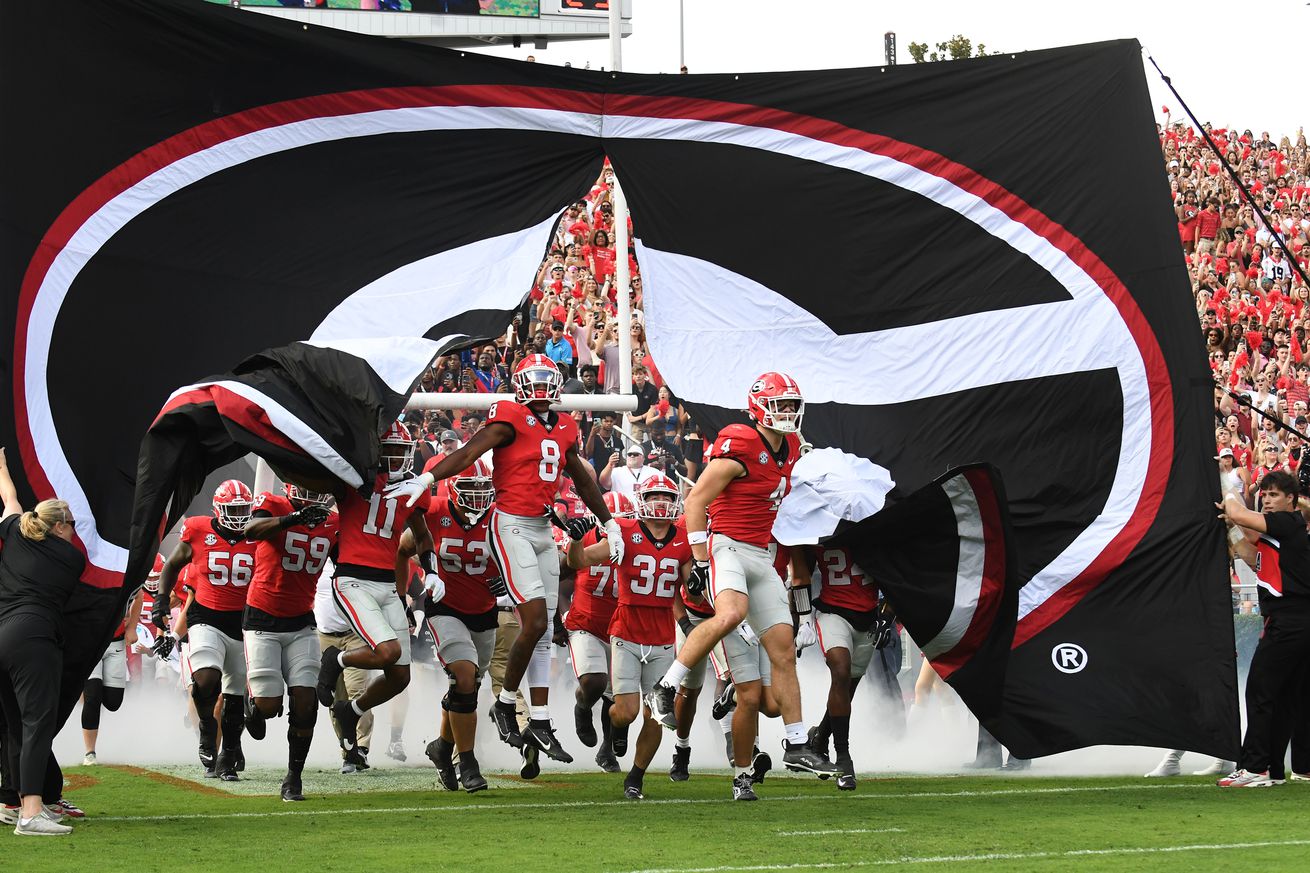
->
[253, 456, 275, 495]
[609, 0, 622, 72]
[614, 176, 632, 393]
[679, 0, 685, 70]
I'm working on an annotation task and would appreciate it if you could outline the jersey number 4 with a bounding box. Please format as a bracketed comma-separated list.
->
[207, 552, 253, 587]
[630, 555, 679, 597]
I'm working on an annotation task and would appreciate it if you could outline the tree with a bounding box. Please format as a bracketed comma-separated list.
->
[906, 35, 996, 63]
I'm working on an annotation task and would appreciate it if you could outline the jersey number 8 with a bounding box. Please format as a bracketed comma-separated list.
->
[539, 439, 561, 482]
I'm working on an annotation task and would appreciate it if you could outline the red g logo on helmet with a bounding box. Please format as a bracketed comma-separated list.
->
[746, 372, 804, 433]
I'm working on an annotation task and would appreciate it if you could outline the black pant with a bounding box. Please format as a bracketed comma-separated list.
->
[1239, 607, 1310, 773]
[0, 615, 63, 797]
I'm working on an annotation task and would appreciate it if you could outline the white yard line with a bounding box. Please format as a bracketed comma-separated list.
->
[619, 839, 1310, 873]
[93, 781, 1205, 823]
[775, 829, 905, 837]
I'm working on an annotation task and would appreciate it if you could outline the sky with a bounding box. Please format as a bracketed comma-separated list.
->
[471, 0, 1308, 139]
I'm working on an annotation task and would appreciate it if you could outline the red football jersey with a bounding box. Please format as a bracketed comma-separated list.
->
[486, 400, 580, 517]
[812, 546, 877, 612]
[706, 424, 801, 548]
[565, 526, 619, 638]
[336, 475, 431, 575]
[609, 517, 690, 645]
[179, 515, 258, 612]
[247, 492, 340, 617]
[425, 498, 496, 615]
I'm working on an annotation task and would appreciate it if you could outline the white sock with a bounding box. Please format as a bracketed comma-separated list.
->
[530, 705, 550, 722]
[351, 699, 367, 716]
[498, 688, 518, 707]
[719, 714, 734, 735]
[784, 721, 806, 744]
[675, 736, 691, 749]
[734, 765, 751, 779]
[661, 661, 691, 688]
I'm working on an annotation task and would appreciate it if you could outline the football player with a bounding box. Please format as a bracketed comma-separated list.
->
[673, 554, 781, 787]
[647, 373, 838, 799]
[241, 483, 337, 802]
[397, 460, 498, 793]
[800, 546, 880, 791]
[564, 491, 634, 773]
[390, 354, 622, 769]
[81, 567, 147, 765]
[152, 480, 258, 780]
[316, 422, 440, 770]
[568, 475, 691, 799]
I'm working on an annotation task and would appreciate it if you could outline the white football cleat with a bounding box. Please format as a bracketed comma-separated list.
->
[82, 751, 97, 767]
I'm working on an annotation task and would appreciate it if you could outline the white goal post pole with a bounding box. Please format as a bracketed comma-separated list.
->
[614, 176, 633, 393]
[405, 392, 638, 413]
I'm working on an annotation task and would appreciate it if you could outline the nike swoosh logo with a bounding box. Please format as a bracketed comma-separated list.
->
[342, 740, 355, 750]
[672, 542, 684, 546]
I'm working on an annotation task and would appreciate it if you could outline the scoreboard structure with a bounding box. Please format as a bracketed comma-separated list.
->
[217, 1, 632, 50]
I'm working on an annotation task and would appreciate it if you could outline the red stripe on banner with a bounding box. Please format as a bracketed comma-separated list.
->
[332, 578, 377, 649]
[154, 385, 306, 456]
[931, 469, 1007, 679]
[14, 85, 1173, 623]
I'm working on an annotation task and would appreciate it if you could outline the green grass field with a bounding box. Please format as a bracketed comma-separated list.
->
[11, 765, 1310, 871]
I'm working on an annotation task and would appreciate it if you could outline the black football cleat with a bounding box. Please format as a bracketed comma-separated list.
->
[595, 746, 621, 773]
[523, 719, 574, 763]
[215, 749, 240, 782]
[520, 743, 541, 780]
[669, 746, 691, 782]
[836, 754, 857, 791]
[574, 703, 598, 748]
[331, 700, 361, 756]
[646, 682, 678, 731]
[316, 646, 343, 708]
[199, 741, 217, 778]
[244, 697, 267, 742]
[807, 724, 830, 759]
[281, 773, 305, 802]
[782, 740, 840, 777]
[624, 774, 645, 800]
[490, 699, 523, 748]
[731, 771, 758, 801]
[231, 746, 246, 773]
[457, 755, 489, 794]
[750, 746, 773, 784]
[425, 738, 457, 791]
[711, 683, 737, 721]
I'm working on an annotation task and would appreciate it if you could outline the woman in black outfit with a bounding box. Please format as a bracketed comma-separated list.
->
[0, 447, 85, 836]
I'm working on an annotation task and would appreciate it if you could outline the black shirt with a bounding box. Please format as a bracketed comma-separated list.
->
[630, 381, 659, 417]
[1261, 511, 1310, 610]
[0, 514, 86, 637]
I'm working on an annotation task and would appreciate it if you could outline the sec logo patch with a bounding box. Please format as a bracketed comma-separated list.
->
[440, 516, 452, 528]
[630, 532, 644, 544]
[204, 533, 217, 546]
[526, 416, 537, 427]
[758, 451, 769, 464]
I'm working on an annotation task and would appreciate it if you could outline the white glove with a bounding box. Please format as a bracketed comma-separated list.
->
[495, 594, 515, 610]
[736, 620, 758, 646]
[795, 617, 818, 651]
[411, 609, 426, 641]
[384, 472, 435, 507]
[423, 572, 446, 603]
[604, 518, 624, 564]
